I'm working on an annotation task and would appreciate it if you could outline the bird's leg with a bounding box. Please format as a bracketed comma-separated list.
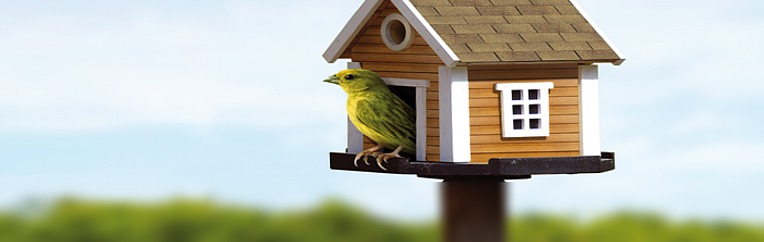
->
[375, 146, 404, 171]
[354, 144, 383, 167]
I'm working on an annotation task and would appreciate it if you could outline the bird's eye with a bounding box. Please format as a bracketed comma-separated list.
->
[345, 74, 354, 80]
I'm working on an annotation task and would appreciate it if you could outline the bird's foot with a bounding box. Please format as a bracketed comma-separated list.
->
[374, 153, 401, 171]
[374, 146, 405, 171]
[353, 145, 383, 167]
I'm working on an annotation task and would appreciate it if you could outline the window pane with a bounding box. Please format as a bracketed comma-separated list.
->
[529, 104, 540, 114]
[511, 90, 522, 100]
[528, 89, 540, 100]
[513, 119, 523, 130]
[512, 105, 522, 115]
[529, 119, 540, 129]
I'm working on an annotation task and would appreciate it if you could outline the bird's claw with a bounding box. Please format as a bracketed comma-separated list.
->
[375, 153, 402, 171]
[353, 145, 383, 167]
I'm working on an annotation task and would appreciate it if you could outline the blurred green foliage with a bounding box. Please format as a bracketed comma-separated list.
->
[0, 198, 762, 242]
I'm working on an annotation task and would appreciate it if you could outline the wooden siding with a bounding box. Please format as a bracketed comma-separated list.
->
[468, 64, 581, 163]
[351, 0, 442, 161]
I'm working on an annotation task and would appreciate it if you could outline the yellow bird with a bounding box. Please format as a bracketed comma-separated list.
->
[324, 69, 416, 170]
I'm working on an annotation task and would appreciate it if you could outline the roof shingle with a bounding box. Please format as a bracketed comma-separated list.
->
[410, 0, 620, 63]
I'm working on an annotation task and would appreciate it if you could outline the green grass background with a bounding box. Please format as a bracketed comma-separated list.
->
[1, 198, 762, 242]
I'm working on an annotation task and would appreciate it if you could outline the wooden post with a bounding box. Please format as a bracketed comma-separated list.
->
[441, 179, 506, 242]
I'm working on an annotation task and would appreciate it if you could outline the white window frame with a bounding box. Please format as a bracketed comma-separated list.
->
[495, 82, 554, 138]
[346, 62, 429, 161]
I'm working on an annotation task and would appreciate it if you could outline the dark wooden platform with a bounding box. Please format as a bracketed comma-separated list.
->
[329, 152, 615, 180]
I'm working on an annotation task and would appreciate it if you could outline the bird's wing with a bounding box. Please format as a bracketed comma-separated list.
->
[353, 97, 416, 149]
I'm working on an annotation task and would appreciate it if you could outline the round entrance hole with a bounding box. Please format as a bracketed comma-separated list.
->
[381, 13, 414, 51]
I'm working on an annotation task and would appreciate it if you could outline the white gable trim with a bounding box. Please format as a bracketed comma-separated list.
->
[569, 0, 626, 66]
[323, 0, 385, 63]
[439, 66, 471, 163]
[579, 65, 601, 156]
[390, 0, 459, 67]
[322, 0, 460, 67]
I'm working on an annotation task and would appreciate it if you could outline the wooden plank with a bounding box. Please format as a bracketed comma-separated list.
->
[468, 63, 578, 71]
[362, 62, 440, 73]
[427, 109, 439, 117]
[469, 86, 579, 98]
[428, 136, 440, 146]
[471, 133, 579, 144]
[469, 69, 578, 80]
[470, 105, 579, 116]
[356, 34, 429, 46]
[427, 91, 439, 100]
[470, 151, 581, 163]
[469, 98, 499, 108]
[351, 44, 437, 55]
[469, 79, 578, 89]
[550, 97, 579, 106]
[374, 71, 439, 81]
[470, 97, 579, 107]
[470, 114, 579, 126]
[427, 127, 440, 137]
[380, 9, 398, 16]
[471, 124, 579, 135]
[351, 52, 444, 64]
[427, 118, 440, 127]
[427, 100, 439, 110]
[470, 107, 500, 116]
[363, 25, 382, 36]
[471, 142, 580, 153]
[550, 105, 579, 115]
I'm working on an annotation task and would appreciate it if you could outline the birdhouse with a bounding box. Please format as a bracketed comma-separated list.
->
[324, 0, 623, 173]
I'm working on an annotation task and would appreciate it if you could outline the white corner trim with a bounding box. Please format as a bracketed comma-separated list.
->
[439, 66, 471, 163]
[569, 0, 626, 65]
[415, 86, 427, 161]
[346, 62, 364, 154]
[391, 0, 460, 67]
[323, 0, 384, 63]
[579, 65, 601, 156]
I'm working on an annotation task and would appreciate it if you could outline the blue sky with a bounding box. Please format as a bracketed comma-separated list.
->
[1, 0, 763, 221]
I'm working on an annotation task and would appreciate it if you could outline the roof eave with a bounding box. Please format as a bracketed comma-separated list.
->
[322, 0, 384, 63]
[391, 0, 460, 67]
[569, 0, 626, 66]
[323, 0, 461, 67]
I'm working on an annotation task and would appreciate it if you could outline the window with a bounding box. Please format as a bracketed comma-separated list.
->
[495, 82, 554, 138]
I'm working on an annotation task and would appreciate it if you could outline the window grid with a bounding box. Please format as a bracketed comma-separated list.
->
[495, 82, 554, 138]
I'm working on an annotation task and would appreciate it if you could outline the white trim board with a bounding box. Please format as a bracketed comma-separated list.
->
[322, 0, 459, 67]
[579, 65, 601, 156]
[438, 66, 471, 163]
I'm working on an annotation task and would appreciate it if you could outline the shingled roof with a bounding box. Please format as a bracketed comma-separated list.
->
[323, 0, 624, 66]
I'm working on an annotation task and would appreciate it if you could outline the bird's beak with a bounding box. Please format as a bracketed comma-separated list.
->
[323, 75, 340, 85]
